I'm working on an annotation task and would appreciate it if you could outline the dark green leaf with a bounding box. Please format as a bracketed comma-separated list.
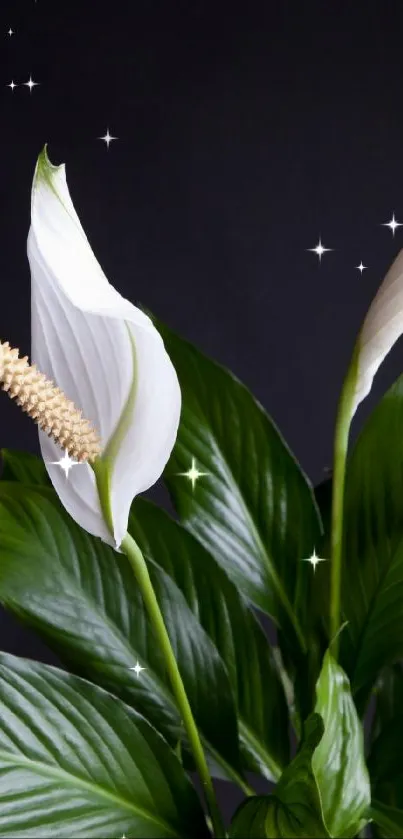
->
[312, 651, 370, 838]
[369, 801, 403, 838]
[157, 318, 322, 656]
[0, 481, 243, 788]
[371, 662, 403, 743]
[0, 652, 210, 838]
[340, 375, 403, 694]
[229, 714, 329, 838]
[369, 663, 403, 813]
[0, 448, 50, 485]
[129, 498, 289, 781]
[368, 712, 403, 793]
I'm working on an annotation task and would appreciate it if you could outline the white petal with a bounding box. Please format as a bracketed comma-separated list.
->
[352, 249, 403, 417]
[29, 148, 181, 549]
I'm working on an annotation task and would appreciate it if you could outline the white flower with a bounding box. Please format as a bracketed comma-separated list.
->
[28, 147, 181, 550]
[350, 249, 403, 418]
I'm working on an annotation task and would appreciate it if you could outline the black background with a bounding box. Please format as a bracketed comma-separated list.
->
[2, 0, 403, 825]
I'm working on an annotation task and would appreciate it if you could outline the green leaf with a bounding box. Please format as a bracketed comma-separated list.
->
[0, 481, 243, 788]
[339, 375, 403, 694]
[368, 664, 403, 813]
[312, 651, 370, 838]
[0, 448, 50, 485]
[129, 497, 289, 782]
[372, 662, 403, 742]
[157, 318, 322, 655]
[229, 714, 329, 838]
[368, 712, 403, 793]
[0, 652, 210, 838]
[369, 801, 403, 838]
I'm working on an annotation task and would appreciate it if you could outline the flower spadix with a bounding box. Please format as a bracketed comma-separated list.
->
[28, 147, 181, 550]
[0, 340, 101, 461]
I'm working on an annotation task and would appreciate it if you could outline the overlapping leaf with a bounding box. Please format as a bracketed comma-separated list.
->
[0, 479, 243, 786]
[228, 715, 329, 838]
[312, 651, 370, 838]
[129, 498, 289, 781]
[370, 801, 403, 839]
[156, 318, 322, 658]
[368, 664, 403, 822]
[0, 447, 50, 484]
[0, 653, 210, 838]
[339, 375, 403, 694]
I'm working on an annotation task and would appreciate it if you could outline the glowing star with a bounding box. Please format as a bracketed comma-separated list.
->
[307, 237, 333, 262]
[47, 449, 81, 479]
[356, 261, 367, 274]
[7, 81, 17, 90]
[301, 548, 327, 573]
[98, 128, 118, 148]
[177, 457, 208, 490]
[130, 661, 146, 678]
[382, 212, 402, 236]
[7, 28, 14, 36]
[24, 76, 39, 92]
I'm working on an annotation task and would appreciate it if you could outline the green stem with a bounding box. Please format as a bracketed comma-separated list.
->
[120, 532, 226, 839]
[329, 344, 359, 658]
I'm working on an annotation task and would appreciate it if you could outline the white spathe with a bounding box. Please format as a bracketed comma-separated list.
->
[28, 147, 181, 550]
[352, 248, 403, 418]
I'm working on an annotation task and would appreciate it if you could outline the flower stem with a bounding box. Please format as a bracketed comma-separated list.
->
[120, 532, 226, 839]
[329, 345, 359, 658]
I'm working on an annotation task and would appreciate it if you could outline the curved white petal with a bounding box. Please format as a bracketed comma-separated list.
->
[29, 147, 181, 549]
[352, 248, 403, 417]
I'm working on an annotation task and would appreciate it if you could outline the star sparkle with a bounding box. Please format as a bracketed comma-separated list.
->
[47, 450, 81, 479]
[301, 548, 327, 573]
[7, 81, 17, 90]
[24, 75, 39, 92]
[177, 457, 209, 490]
[7, 28, 14, 36]
[307, 237, 333, 262]
[382, 212, 402, 236]
[130, 661, 146, 678]
[356, 261, 367, 274]
[98, 128, 118, 148]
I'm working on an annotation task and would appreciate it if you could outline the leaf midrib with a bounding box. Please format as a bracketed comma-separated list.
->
[3, 489, 250, 787]
[180, 413, 307, 653]
[0, 749, 180, 837]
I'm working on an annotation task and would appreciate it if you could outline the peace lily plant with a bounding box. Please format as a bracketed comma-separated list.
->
[1, 149, 403, 839]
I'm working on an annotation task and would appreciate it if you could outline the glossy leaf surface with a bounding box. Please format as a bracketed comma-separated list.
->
[0, 480, 242, 785]
[229, 715, 329, 838]
[340, 375, 403, 693]
[0, 653, 210, 838]
[158, 318, 322, 656]
[129, 498, 289, 781]
[312, 651, 370, 838]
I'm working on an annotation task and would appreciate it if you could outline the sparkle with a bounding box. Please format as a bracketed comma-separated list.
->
[7, 28, 14, 36]
[98, 128, 118, 148]
[177, 457, 209, 490]
[7, 80, 17, 90]
[47, 450, 81, 479]
[24, 75, 39, 92]
[382, 212, 402, 236]
[356, 261, 367, 274]
[301, 548, 327, 573]
[307, 237, 333, 262]
[130, 661, 146, 678]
